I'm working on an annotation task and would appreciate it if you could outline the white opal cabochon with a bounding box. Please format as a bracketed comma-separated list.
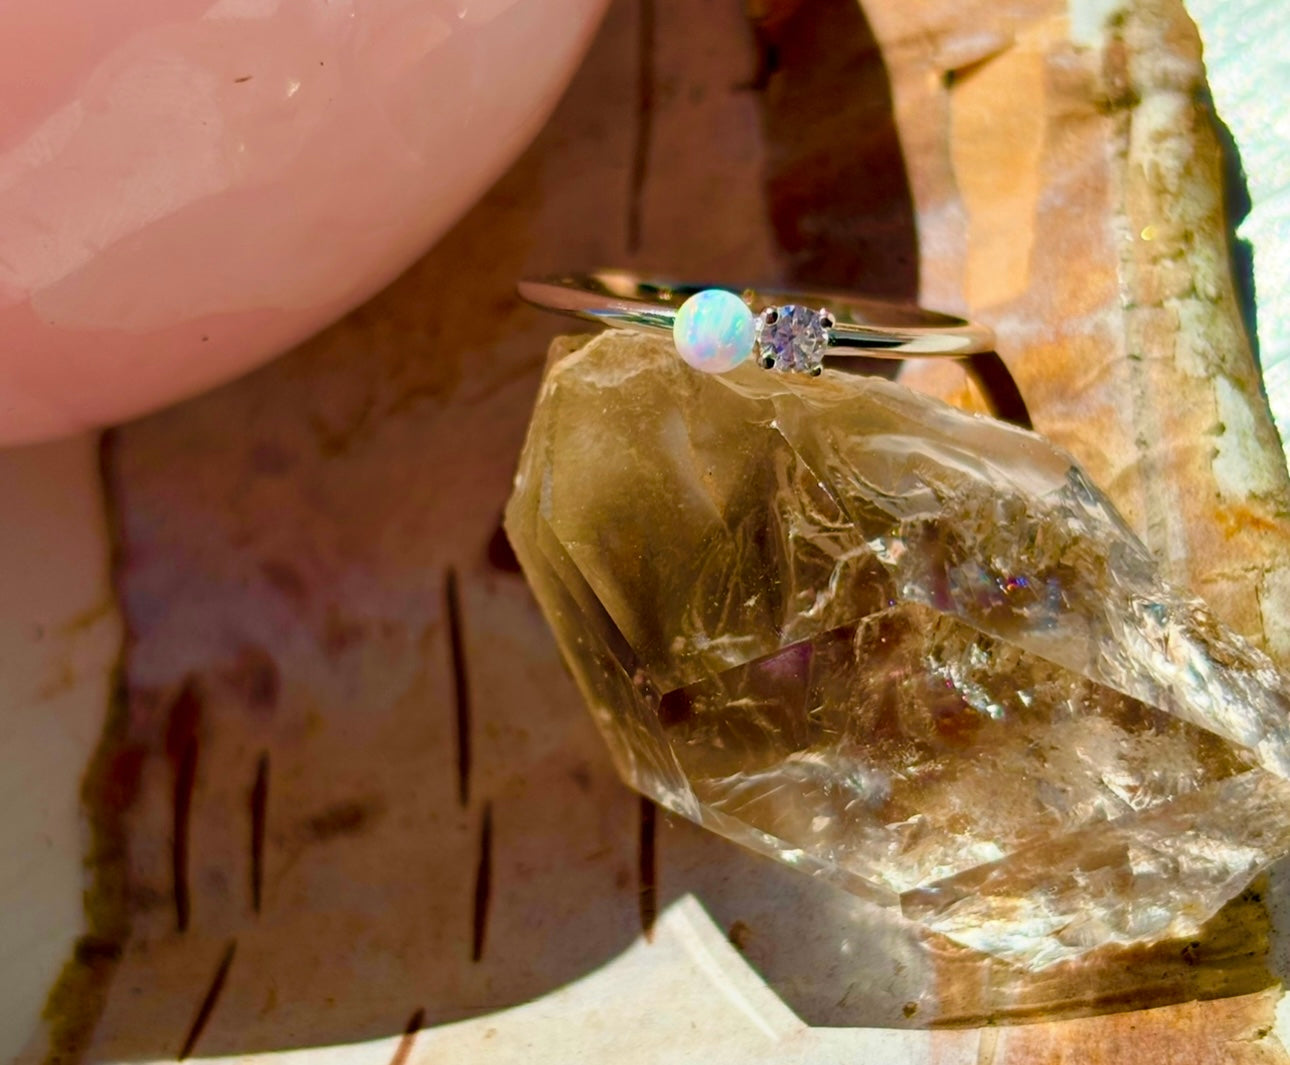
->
[672, 289, 755, 374]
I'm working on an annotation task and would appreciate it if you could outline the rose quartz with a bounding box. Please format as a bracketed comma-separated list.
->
[0, 0, 607, 444]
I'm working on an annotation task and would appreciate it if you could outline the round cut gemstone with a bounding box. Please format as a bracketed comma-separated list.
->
[672, 289, 756, 373]
[756, 305, 830, 373]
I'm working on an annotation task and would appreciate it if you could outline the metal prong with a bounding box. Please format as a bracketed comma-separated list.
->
[760, 355, 777, 370]
[762, 308, 779, 325]
[809, 365, 823, 377]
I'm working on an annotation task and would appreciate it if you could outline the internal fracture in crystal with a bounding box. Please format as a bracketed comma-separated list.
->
[504, 331, 1290, 969]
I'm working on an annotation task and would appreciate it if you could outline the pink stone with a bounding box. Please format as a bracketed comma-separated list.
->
[0, 0, 607, 444]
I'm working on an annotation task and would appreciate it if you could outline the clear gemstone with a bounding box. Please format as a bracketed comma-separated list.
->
[756, 305, 829, 373]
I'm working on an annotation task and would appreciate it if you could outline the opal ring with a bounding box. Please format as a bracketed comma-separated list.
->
[518, 270, 995, 375]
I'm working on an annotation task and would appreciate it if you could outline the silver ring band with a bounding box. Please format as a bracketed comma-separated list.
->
[518, 270, 994, 361]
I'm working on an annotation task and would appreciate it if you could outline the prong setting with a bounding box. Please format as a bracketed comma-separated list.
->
[754, 305, 830, 374]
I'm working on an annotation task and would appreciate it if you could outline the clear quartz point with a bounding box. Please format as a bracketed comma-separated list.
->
[504, 332, 1290, 969]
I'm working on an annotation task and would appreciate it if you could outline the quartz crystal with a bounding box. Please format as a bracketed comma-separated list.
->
[504, 331, 1290, 969]
[0, 0, 606, 444]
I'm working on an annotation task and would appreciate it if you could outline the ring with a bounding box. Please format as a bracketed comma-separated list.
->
[518, 269, 995, 376]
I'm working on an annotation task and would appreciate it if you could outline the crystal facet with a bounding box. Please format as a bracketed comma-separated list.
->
[756, 305, 829, 373]
[504, 332, 1290, 969]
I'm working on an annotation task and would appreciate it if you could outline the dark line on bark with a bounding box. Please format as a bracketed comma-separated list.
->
[173, 736, 198, 933]
[744, 10, 780, 91]
[628, 0, 656, 252]
[178, 940, 236, 1060]
[388, 1007, 426, 1065]
[445, 567, 472, 808]
[638, 797, 657, 940]
[471, 803, 494, 962]
[250, 752, 269, 914]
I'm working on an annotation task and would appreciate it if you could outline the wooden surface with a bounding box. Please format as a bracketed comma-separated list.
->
[7, 0, 1290, 1062]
